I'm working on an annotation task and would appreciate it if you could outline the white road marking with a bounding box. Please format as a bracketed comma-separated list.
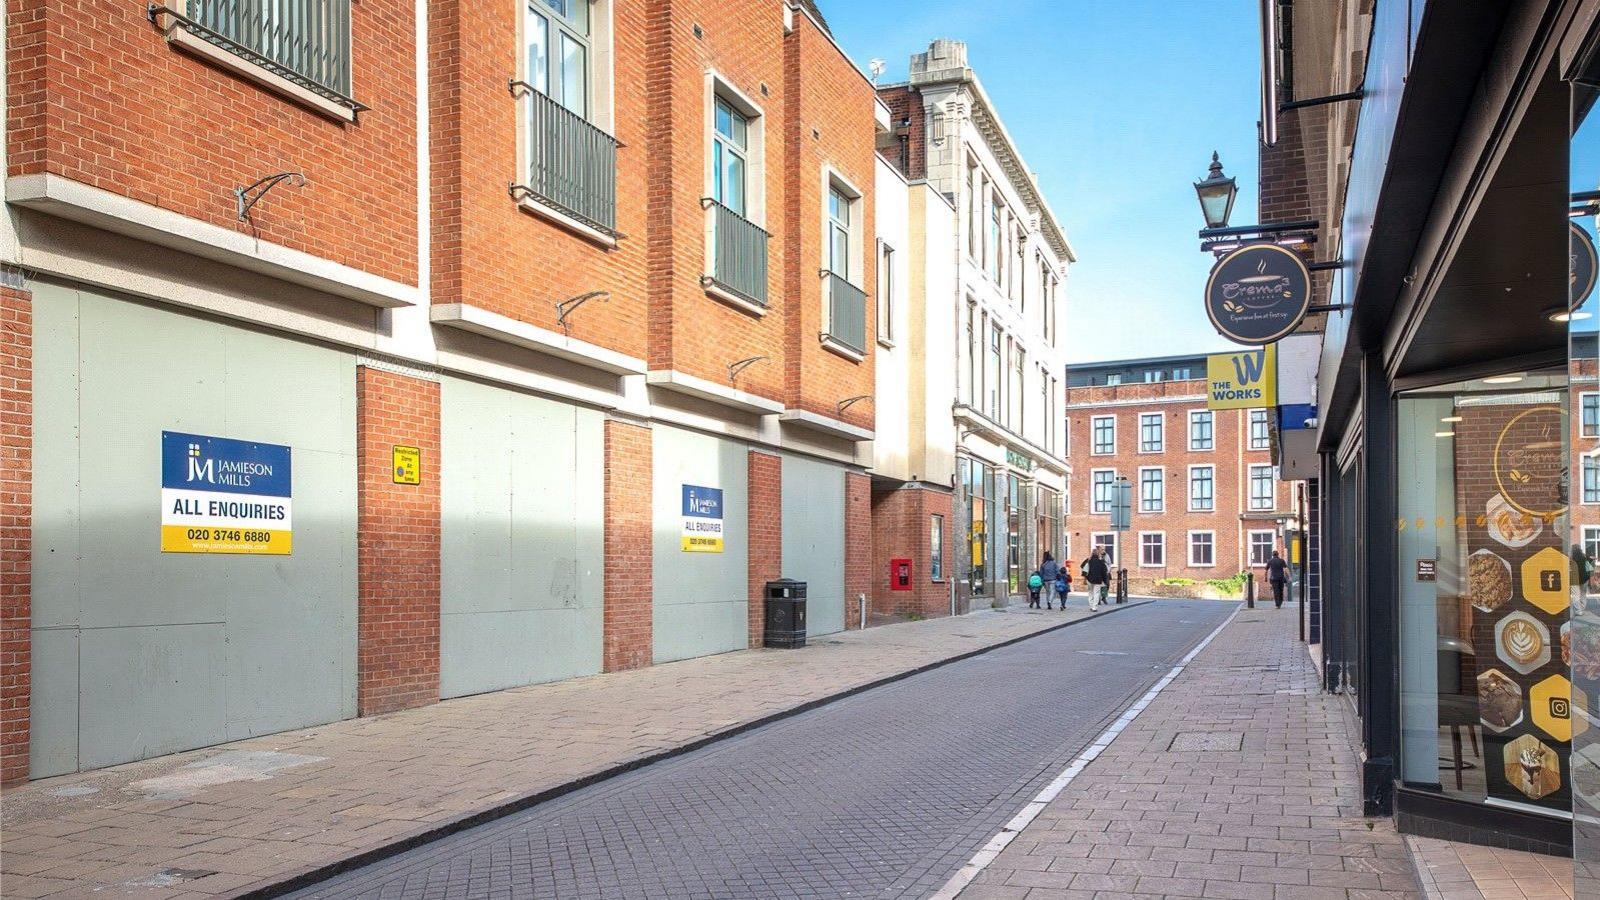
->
[926, 604, 1244, 900]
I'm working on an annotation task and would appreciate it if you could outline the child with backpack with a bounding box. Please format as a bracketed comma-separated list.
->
[1027, 570, 1044, 608]
[1052, 567, 1071, 610]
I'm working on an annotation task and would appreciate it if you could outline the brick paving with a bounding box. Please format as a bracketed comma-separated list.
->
[287, 600, 1233, 900]
[0, 599, 1131, 899]
[1407, 836, 1571, 899]
[956, 604, 1423, 900]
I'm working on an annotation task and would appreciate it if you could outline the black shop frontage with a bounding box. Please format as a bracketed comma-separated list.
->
[1308, 0, 1600, 872]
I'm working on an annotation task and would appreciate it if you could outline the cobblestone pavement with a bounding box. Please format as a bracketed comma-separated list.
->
[956, 604, 1421, 900]
[0, 598, 1142, 899]
[288, 601, 1234, 900]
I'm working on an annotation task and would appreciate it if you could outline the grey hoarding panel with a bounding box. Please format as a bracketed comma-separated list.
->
[439, 376, 603, 698]
[29, 282, 358, 774]
[781, 454, 845, 635]
[651, 425, 748, 664]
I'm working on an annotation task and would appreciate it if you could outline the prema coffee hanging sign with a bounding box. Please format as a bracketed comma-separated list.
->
[1203, 243, 1313, 345]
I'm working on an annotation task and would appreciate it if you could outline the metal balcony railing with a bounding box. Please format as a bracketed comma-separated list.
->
[824, 272, 867, 354]
[526, 89, 620, 233]
[184, 0, 354, 102]
[705, 200, 769, 306]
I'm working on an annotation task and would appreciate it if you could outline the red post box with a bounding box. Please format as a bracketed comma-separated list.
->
[890, 557, 912, 591]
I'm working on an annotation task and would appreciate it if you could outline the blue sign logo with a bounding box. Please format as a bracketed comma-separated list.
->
[162, 431, 291, 497]
[681, 485, 723, 519]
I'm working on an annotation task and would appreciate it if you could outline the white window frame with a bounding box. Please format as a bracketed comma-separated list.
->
[1091, 468, 1116, 515]
[1139, 531, 1165, 568]
[1091, 532, 1119, 567]
[1584, 526, 1600, 569]
[1248, 464, 1276, 511]
[877, 240, 895, 347]
[1091, 415, 1116, 455]
[1188, 464, 1215, 512]
[1188, 409, 1214, 451]
[1584, 452, 1600, 505]
[1138, 412, 1164, 453]
[702, 72, 766, 313]
[1188, 530, 1216, 568]
[1248, 408, 1271, 451]
[1584, 392, 1600, 439]
[1138, 466, 1164, 513]
[1248, 530, 1275, 567]
[931, 514, 944, 581]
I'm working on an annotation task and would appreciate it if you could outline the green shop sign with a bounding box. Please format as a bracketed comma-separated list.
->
[1006, 449, 1033, 471]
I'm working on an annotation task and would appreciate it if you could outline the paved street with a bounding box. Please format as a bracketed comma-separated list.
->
[956, 603, 1421, 900]
[289, 601, 1232, 900]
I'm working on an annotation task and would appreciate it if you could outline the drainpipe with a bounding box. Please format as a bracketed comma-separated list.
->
[859, 592, 867, 630]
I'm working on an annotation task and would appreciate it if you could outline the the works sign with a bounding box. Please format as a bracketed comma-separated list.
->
[1203, 243, 1312, 345]
[1206, 345, 1276, 410]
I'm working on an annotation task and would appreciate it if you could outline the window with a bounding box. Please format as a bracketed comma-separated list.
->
[1091, 416, 1115, 455]
[1585, 455, 1600, 504]
[1105, 374, 1123, 386]
[1091, 532, 1118, 567]
[827, 185, 850, 276]
[1584, 393, 1599, 438]
[1091, 470, 1116, 514]
[931, 515, 944, 580]
[989, 197, 1003, 282]
[1144, 370, 1162, 383]
[172, 0, 357, 115]
[1140, 532, 1165, 567]
[1249, 408, 1271, 450]
[988, 325, 1003, 420]
[1189, 410, 1214, 450]
[712, 97, 749, 216]
[1139, 413, 1163, 452]
[964, 305, 976, 406]
[1249, 531, 1275, 566]
[1172, 367, 1192, 380]
[527, 0, 589, 115]
[966, 162, 980, 259]
[877, 242, 895, 345]
[1248, 465, 1276, 511]
[1189, 465, 1214, 511]
[1189, 531, 1216, 567]
[1010, 344, 1025, 430]
[1139, 467, 1164, 512]
[1585, 526, 1600, 575]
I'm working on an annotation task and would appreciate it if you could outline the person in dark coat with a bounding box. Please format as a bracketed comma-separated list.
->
[1266, 550, 1289, 609]
[1080, 547, 1110, 610]
[1038, 552, 1060, 609]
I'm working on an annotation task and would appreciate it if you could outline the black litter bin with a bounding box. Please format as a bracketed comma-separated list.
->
[765, 579, 807, 648]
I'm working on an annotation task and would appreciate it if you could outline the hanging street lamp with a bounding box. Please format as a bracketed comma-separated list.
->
[1193, 151, 1239, 230]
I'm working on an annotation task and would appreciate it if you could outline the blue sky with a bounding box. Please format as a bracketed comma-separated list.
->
[823, 1, 1263, 364]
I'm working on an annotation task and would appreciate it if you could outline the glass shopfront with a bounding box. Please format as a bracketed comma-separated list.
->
[1572, 70, 1600, 888]
[957, 457, 1000, 610]
[1396, 374, 1570, 815]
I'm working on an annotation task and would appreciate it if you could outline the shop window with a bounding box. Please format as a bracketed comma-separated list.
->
[1139, 467, 1163, 512]
[1189, 410, 1213, 450]
[1249, 408, 1271, 450]
[1139, 413, 1163, 452]
[1091, 415, 1115, 454]
[1140, 532, 1164, 567]
[1188, 465, 1214, 512]
[1091, 469, 1115, 514]
[1248, 530, 1274, 566]
[1188, 531, 1215, 567]
[930, 514, 944, 580]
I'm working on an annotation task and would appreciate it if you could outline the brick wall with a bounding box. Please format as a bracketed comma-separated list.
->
[356, 367, 441, 716]
[1064, 379, 1285, 590]
[605, 419, 653, 670]
[10, 0, 419, 285]
[747, 451, 782, 647]
[876, 85, 926, 181]
[869, 485, 953, 620]
[843, 472, 872, 630]
[0, 277, 31, 786]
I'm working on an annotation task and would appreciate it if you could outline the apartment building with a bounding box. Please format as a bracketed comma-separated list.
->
[1064, 355, 1288, 591]
[871, 40, 1073, 616]
[0, 0, 880, 783]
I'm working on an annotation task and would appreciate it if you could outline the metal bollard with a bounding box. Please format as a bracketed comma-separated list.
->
[1116, 568, 1128, 604]
[1245, 572, 1256, 609]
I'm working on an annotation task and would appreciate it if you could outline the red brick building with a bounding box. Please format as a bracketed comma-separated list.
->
[0, 0, 880, 783]
[1065, 355, 1288, 593]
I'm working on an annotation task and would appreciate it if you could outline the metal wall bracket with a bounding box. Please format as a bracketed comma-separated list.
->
[837, 395, 872, 415]
[554, 290, 609, 334]
[235, 172, 305, 223]
[727, 355, 768, 385]
[1278, 90, 1364, 113]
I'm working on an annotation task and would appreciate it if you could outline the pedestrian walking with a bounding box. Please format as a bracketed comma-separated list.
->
[1266, 550, 1289, 609]
[1080, 547, 1110, 610]
[1054, 567, 1071, 610]
[1027, 570, 1043, 608]
[1038, 552, 1060, 609]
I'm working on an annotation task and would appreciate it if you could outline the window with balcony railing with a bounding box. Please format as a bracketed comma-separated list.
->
[518, 0, 619, 234]
[705, 200, 769, 306]
[821, 182, 866, 355]
[180, 0, 357, 107]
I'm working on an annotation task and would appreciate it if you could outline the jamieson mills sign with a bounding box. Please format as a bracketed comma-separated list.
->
[1204, 243, 1312, 345]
